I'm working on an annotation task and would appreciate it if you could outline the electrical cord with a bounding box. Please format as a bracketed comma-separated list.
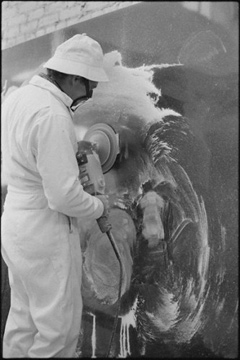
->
[105, 230, 123, 358]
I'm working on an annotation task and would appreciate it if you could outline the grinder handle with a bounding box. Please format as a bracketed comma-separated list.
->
[97, 215, 112, 233]
[95, 194, 112, 233]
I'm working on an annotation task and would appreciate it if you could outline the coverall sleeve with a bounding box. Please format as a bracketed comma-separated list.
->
[32, 110, 104, 219]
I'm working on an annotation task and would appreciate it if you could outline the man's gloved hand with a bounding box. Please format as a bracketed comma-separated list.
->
[95, 194, 110, 218]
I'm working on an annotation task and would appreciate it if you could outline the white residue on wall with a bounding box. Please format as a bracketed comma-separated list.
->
[197, 197, 210, 294]
[216, 298, 225, 318]
[220, 224, 227, 252]
[119, 296, 138, 358]
[174, 197, 211, 343]
[147, 290, 179, 332]
[89, 312, 97, 358]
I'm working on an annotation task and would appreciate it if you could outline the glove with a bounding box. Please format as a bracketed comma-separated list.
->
[95, 194, 110, 218]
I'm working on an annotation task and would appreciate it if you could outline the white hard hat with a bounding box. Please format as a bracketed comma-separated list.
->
[43, 34, 109, 82]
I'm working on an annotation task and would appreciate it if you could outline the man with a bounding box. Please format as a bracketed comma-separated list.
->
[1, 34, 109, 358]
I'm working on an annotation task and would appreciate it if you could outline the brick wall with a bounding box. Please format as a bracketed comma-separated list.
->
[2, 1, 140, 50]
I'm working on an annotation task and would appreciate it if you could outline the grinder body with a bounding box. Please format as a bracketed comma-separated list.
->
[76, 123, 119, 233]
[76, 140, 111, 233]
[76, 140, 105, 196]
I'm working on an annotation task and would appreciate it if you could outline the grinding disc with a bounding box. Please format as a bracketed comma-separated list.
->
[83, 123, 119, 173]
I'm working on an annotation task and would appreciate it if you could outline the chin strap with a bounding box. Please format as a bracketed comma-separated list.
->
[70, 78, 93, 111]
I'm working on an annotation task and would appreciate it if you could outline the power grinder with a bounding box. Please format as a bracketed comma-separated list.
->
[76, 123, 120, 231]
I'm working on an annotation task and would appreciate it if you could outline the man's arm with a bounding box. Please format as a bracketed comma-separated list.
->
[32, 111, 104, 219]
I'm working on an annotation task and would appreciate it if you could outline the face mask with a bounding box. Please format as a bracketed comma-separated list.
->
[70, 78, 93, 111]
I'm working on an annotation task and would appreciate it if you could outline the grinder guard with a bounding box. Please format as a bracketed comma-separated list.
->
[76, 123, 120, 194]
[83, 123, 120, 174]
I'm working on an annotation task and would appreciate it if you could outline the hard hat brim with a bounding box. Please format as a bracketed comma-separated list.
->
[43, 57, 109, 82]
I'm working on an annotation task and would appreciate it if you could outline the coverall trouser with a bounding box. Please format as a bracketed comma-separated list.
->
[1, 189, 83, 358]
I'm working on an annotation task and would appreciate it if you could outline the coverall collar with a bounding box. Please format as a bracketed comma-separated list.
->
[29, 75, 73, 110]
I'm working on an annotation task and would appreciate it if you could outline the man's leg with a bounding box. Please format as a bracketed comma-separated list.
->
[3, 268, 37, 358]
[27, 232, 82, 358]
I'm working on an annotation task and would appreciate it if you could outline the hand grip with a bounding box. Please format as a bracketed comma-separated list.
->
[97, 215, 112, 233]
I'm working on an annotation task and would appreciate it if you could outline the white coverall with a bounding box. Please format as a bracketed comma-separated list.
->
[1, 75, 104, 358]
